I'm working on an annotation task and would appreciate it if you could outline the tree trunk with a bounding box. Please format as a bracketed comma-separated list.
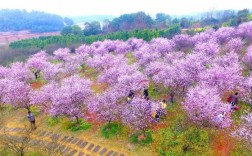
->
[20, 149, 24, 156]
[170, 92, 175, 103]
[76, 116, 79, 125]
[26, 105, 31, 111]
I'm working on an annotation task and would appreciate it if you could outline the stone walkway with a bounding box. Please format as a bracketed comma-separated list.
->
[0, 126, 125, 156]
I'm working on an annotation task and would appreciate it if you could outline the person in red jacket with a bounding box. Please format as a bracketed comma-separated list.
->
[229, 92, 239, 111]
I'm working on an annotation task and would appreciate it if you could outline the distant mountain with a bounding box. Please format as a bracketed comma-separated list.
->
[70, 15, 115, 24]
[0, 9, 65, 33]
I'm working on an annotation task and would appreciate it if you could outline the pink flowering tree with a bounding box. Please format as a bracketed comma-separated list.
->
[0, 79, 32, 111]
[97, 63, 139, 85]
[127, 38, 146, 51]
[29, 82, 58, 112]
[224, 38, 243, 53]
[122, 97, 160, 134]
[8, 62, 33, 82]
[191, 29, 215, 44]
[114, 40, 132, 54]
[242, 45, 252, 70]
[41, 63, 64, 82]
[50, 75, 93, 124]
[214, 27, 236, 44]
[200, 52, 243, 94]
[53, 48, 71, 61]
[134, 44, 161, 67]
[0, 66, 10, 79]
[236, 21, 252, 40]
[86, 54, 127, 72]
[115, 71, 149, 95]
[172, 34, 193, 50]
[183, 84, 232, 128]
[88, 89, 123, 124]
[26, 51, 50, 79]
[150, 38, 175, 55]
[193, 40, 220, 56]
[232, 112, 252, 146]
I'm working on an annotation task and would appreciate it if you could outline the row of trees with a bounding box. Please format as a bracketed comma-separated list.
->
[0, 9, 73, 32]
[9, 25, 181, 49]
[62, 9, 252, 37]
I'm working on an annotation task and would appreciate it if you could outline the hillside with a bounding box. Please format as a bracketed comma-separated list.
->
[1, 21, 252, 155]
[0, 9, 67, 33]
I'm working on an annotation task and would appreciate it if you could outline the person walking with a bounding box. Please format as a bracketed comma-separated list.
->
[229, 92, 239, 111]
[143, 87, 149, 99]
[127, 90, 134, 103]
[27, 111, 36, 130]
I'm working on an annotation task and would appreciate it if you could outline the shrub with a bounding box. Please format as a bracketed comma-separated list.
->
[159, 126, 211, 155]
[130, 131, 153, 145]
[67, 119, 92, 132]
[101, 123, 122, 138]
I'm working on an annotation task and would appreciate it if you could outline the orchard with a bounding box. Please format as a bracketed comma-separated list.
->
[1, 21, 252, 155]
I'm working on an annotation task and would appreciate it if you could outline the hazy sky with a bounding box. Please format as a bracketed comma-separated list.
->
[0, 0, 251, 17]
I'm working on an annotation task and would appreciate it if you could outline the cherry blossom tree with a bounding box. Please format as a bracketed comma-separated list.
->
[200, 52, 243, 94]
[88, 89, 123, 124]
[53, 48, 71, 61]
[224, 38, 243, 53]
[26, 51, 50, 79]
[41, 63, 64, 82]
[127, 38, 146, 51]
[0, 79, 32, 110]
[242, 45, 252, 69]
[172, 34, 193, 50]
[193, 40, 220, 56]
[0, 66, 10, 79]
[150, 38, 175, 55]
[214, 27, 236, 44]
[8, 62, 33, 82]
[29, 82, 58, 112]
[236, 21, 252, 40]
[183, 84, 232, 128]
[50, 75, 93, 124]
[122, 97, 160, 134]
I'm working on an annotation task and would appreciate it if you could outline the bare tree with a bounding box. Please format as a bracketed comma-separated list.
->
[38, 131, 65, 156]
[0, 126, 33, 156]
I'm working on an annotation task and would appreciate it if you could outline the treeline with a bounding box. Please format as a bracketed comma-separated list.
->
[10, 25, 181, 49]
[0, 9, 73, 32]
[63, 9, 252, 37]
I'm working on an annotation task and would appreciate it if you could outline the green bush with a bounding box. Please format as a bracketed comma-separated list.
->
[130, 131, 153, 145]
[159, 126, 211, 156]
[67, 119, 92, 132]
[46, 116, 60, 127]
[101, 123, 122, 138]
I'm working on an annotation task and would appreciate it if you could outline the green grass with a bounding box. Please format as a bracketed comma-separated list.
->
[101, 123, 122, 138]
[158, 119, 212, 156]
[125, 52, 136, 65]
[232, 102, 252, 125]
[46, 116, 60, 127]
[65, 119, 92, 132]
[130, 131, 153, 145]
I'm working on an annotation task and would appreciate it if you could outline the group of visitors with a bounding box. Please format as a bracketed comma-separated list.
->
[215, 92, 240, 124]
[27, 89, 240, 129]
[127, 87, 167, 123]
[227, 92, 239, 112]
